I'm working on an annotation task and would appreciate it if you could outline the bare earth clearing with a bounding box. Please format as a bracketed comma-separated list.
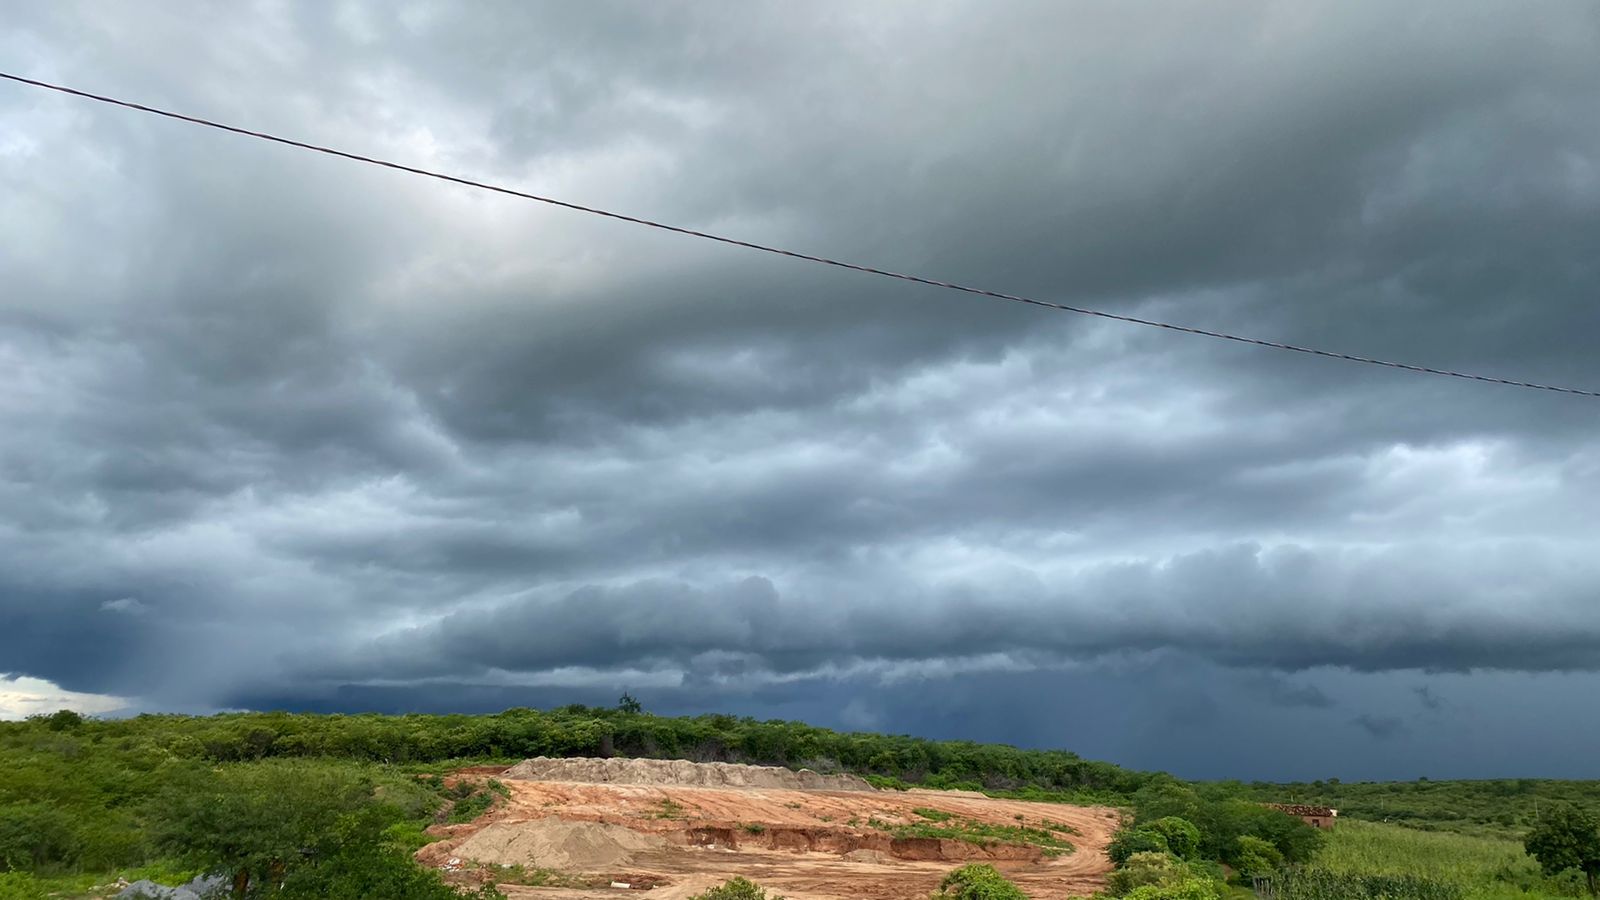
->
[417, 759, 1120, 900]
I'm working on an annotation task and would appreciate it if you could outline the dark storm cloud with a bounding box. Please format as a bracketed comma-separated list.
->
[1352, 714, 1407, 740]
[1254, 676, 1336, 710]
[3, 1, 1600, 774]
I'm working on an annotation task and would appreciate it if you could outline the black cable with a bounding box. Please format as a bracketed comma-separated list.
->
[3, 69, 1596, 399]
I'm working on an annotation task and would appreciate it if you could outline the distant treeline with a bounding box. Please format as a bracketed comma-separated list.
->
[7, 705, 1151, 796]
[1236, 777, 1600, 840]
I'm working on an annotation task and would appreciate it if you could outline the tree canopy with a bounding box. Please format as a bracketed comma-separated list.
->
[1525, 804, 1600, 896]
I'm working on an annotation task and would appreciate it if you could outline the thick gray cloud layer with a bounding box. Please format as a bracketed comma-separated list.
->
[3, 1, 1599, 777]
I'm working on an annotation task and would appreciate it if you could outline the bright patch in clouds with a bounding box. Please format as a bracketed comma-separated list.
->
[0, 675, 129, 720]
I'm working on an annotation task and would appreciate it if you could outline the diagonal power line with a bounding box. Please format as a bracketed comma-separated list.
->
[3, 69, 1596, 399]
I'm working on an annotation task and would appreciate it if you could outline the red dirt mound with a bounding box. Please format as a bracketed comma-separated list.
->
[419, 759, 1121, 900]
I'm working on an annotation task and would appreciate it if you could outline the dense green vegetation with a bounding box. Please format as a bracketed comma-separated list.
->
[1261, 868, 1465, 900]
[0, 701, 1152, 894]
[0, 705, 1147, 794]
[0, 711, 507, 897]
[1096, 776, 1325, 900]
[6, 703, 1600, 899]
[0, 702, 1150, 896]
[1524, 806, 1600, 896]
[1104, 851, 1227, 900]
[1238, 779, 1600, 841]
[1127, 780, 1325, 868]
[1251, 820, 1591, 900]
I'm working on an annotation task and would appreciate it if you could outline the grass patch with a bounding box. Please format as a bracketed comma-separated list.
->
[382, 820, 435, 853]
[1305, 820, 1582, 900]
[445, 789, 496, 824]
[19, 861, 205, 899]
[871, 816, 1075, 856]
[652, 797, 686, 819]
[742, 823, 767, 834]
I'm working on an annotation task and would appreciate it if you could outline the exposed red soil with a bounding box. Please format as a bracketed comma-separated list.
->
[418, 768, 1121, 900]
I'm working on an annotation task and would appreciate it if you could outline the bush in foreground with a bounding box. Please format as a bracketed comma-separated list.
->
[278, 807, 502, 900]
[1231, 834, 1284, 879]
[1108, 829, 1171, 866]
[0, 872, 47, 900]
[934, 864, 1027, 900]
[1525, 803, 1600, 896]
[689, 876, 784, 900]
[1106, 852, 1224, 900]
[1119, 878, 1221, 900]
[1108, 851, 1187, 896]
[1146, 818, 1201, 861]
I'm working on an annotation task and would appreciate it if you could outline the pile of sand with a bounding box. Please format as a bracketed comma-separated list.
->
[842, 849, 891, 864]
[451, 818, 667, 870]
[500, 757, 874, 792]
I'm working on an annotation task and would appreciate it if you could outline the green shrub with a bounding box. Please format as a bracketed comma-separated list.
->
[1525, 803, 1600, 895]
[144, 759, 382, 895]
[446, 790, 495, 824]
[0, 803, 79, 872]
[1109, 828, 1172, 866]
[1132, 780, 1203, 823]
[1108, 851, 1188, 896]
[1147, 817, 1201, 860]
[1183, 859, 1226, 884]
[689, 876, 784, 900]
[933, 864, 1027, 900]
[1538, 867, 1591, 897]
[1120, 876, 1222, 900]
[1172, 798, 1320, 865]
[278, 807, 503, 900]
[0, 872, 47, 900]
[1231, 834, 1283, 878]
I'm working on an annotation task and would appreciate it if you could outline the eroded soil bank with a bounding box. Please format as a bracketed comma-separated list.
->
[418, 759, 1121, 900]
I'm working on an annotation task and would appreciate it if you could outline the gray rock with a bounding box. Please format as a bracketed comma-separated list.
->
[115, 873, 226, 900]
[182, 874, 228, 898]
[114, 880, 199, 900]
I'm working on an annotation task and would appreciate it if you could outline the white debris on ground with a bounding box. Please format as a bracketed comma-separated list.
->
[499, 756, 874, 791]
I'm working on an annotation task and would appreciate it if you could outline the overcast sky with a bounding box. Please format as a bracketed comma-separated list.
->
[3, 1, 1599, 781]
